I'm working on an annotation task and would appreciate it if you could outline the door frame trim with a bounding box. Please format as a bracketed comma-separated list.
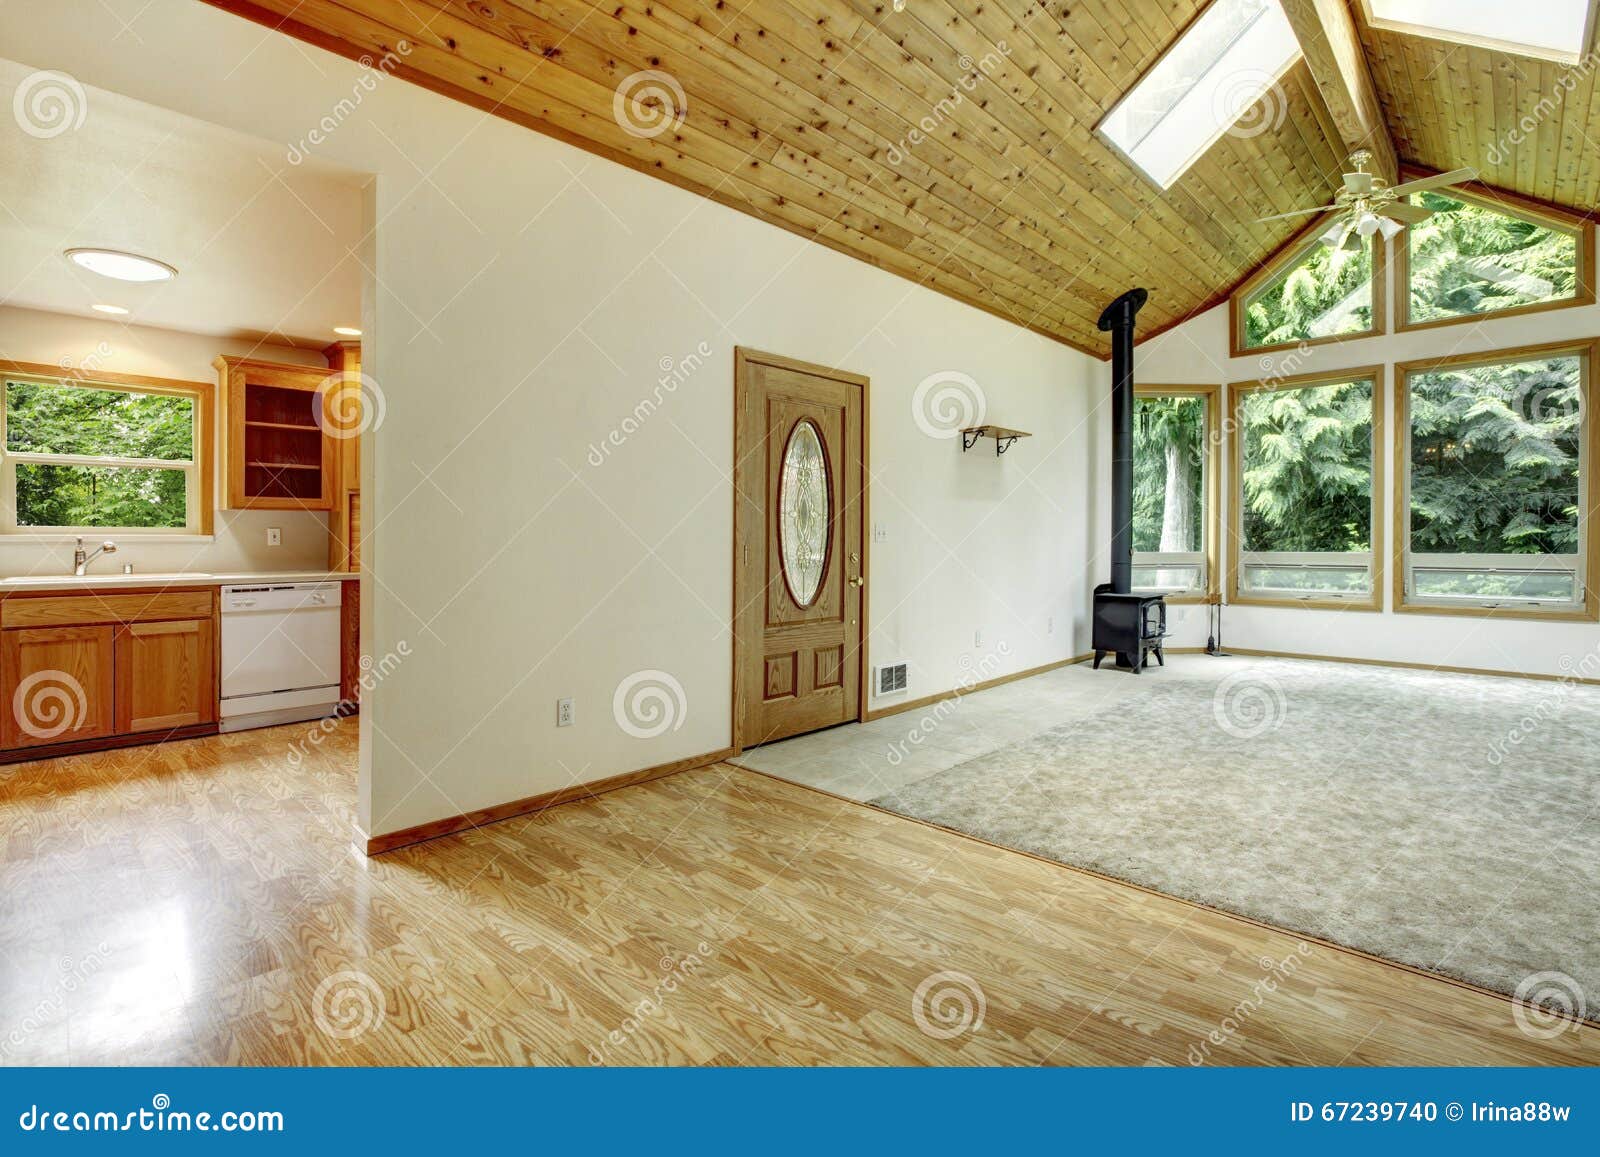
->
[732, 347, 870, 754]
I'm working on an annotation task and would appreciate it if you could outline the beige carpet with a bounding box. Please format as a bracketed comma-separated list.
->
[871, 658, 1600, 1013]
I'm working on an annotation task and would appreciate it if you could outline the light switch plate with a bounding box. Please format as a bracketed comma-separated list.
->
[266, 527, 282, 546]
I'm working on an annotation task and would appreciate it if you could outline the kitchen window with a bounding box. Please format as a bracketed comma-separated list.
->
[1, 366, 212, 536]
[1228, 367, 1384, 609]
[1133, 385, 1219, 600]
[1396, 341, 1597, 620]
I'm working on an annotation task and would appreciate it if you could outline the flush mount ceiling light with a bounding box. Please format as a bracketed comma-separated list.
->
[90, 303, 129, 315]
[332, 326, 362, 337]
[1360, 0, 1596, 63]
[64, 248, 177, 283]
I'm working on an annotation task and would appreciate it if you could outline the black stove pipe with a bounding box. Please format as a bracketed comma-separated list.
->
[1098, 288, 1148, 595]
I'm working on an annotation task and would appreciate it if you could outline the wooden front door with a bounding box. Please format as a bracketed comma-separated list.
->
[735, 349, 867, 748]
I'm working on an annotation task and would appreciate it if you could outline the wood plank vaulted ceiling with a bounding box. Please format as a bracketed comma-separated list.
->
[204, 0, 1600, 355]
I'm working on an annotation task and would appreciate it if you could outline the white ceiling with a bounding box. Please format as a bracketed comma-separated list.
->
[0, 56, 365, 349]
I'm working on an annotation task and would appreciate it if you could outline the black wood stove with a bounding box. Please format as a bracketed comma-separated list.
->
[1092, 287, 1167, 674]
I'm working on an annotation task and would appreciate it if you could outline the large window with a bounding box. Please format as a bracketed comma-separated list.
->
[1133, 386, 1217, 598]
[1234, 223, 1384, 355]
[1, 369, 210, 536]
[1097, 0, 1301, 189]
[1398, 342, 1596, 618]
[1399, 188, 1591, 330]
[1229, 368, 1383, 607]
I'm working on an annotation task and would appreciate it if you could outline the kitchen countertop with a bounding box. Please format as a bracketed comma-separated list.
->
[0, 570, 358, 593]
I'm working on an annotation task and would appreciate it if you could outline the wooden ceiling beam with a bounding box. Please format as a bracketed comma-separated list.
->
[1280, 0, 1399, 181]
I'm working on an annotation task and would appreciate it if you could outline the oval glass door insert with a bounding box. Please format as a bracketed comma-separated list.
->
[778, 419, 830, 607]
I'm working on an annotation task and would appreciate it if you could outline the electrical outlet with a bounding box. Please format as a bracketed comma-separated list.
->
[266, 527, 282, 546]
[1047, 615, 1054, 635]
[973, 629, 983, 648]
[873, 523, 888, 542]
[556, 698, 574, 727]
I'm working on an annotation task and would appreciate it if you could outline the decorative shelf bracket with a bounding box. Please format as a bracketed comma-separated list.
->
[960, 425, 1031, 456]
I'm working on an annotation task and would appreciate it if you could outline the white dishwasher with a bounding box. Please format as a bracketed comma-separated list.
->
[220, 582, 343, 732]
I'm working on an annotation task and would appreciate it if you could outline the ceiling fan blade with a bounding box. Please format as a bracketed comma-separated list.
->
[1388, 167, 1478, 197]
[1376, 200, 1431, 224]
[1255, 204, 1339, 222]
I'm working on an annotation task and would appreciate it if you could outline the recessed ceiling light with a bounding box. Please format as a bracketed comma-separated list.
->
[90, 303, 129, 315]
[332, 326, 362, 337]
[65, 248, 178, 283]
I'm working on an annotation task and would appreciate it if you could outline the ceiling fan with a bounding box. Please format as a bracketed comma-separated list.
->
[1257, 149, 1478, 251]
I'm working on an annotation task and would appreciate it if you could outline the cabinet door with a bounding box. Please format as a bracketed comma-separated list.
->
[1, 626, 117, 749]
[115, 618, 216, 733]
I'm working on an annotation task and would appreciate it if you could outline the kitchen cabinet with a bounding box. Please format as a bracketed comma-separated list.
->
[115, 619, 215, 733]
[0, 625, 117, 749]
[214, 356, 337, 510]
[0, 587, 218, 759]
[324, 340, 362, 572]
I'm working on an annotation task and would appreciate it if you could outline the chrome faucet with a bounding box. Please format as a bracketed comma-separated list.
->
[72, 537, 117, 576]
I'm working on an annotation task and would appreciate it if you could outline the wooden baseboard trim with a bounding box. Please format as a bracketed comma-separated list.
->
[726, 763, 1597, 1031]
[1227, 646, 1600, 687]
[0, 722, 219, 765]
[364, 745, 737, 855]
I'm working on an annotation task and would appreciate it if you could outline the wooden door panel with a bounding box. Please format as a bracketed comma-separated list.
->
[736, 350, 866, 748]
[1, 625, 116, 749]
[115, 618, 215, 733]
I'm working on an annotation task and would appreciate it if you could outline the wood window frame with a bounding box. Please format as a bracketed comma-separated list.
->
[1226, 364, 1387, 612]
[1393, 172, 1596, 335]
[1229, 211, 1389, 359]
[1392, 338, 1600, 624]
[1133, 383, 1221, 605]
[0, 360, 216, 538]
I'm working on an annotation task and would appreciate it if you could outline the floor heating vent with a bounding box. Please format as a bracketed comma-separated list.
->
[875, 663, 908, 696]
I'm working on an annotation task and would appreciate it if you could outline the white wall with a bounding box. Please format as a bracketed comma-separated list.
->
[1, 0, 1110, 840]
[1137, 248, 1600, 676]
[0, 305, 331, 575]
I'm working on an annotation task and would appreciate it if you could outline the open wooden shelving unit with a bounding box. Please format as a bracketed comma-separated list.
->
[214, 356, 337, 510]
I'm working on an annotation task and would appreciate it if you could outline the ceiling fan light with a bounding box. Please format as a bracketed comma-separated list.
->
[1377, 216, 1406, 241]
[1319, 220, 1348, 248]
[1355, 211, 1381, 237]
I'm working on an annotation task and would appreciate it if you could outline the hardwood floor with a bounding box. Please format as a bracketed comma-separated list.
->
[0, 719, 1593, 1065]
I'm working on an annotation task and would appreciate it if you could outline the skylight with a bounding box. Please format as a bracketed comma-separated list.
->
[1360, 0, 1596, 63]
[1097, 0, 1303, 190]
